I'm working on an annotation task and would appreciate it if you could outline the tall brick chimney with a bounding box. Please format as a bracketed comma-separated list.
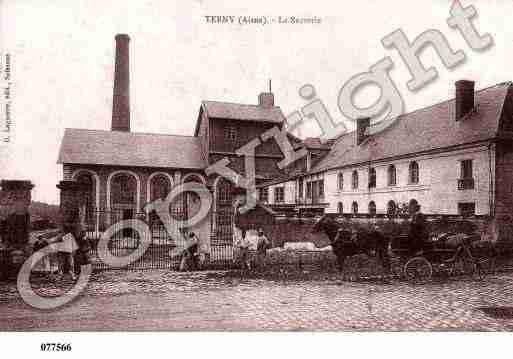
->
[455, 80, 475, 121]
[356, 117, 370, 145]
[112, 34, 130, 132]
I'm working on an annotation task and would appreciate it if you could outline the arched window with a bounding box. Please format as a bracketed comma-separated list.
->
[337, 202, 343, 214]
[408, 199, 419, 215]
[387, 200, 397, 216]
[110, 173, 138, 227]
[111, 173, 137, 208]
[182, 174, 205, 220]
[352, 170, 359, 189]
[216, 177, 233, 205]
[76, 172, 95, 224]
[352, 201, 358, 214]
[388, 165, 397, 186]
[409, 161, 419, 184]
[150, 174, 171, 201]
[369, 201, 376, 215]
[338, 173, 344, 190]
[368, 168, 376, 188]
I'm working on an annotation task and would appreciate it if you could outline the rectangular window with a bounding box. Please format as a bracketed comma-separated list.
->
[298, 179, 304, 198]
[224, 126, 237, 142]
[318, 179, 324, 198]
[368, 168, 376, 188]
[259, 188, 269, 203]
[461, 159, 473, 179]
[458, 202, 476, 217]
[274, 187, 285, 203]
[306, 182, 312, 198]
[352, 171, 359, 189]
[458, 159, 475, 190]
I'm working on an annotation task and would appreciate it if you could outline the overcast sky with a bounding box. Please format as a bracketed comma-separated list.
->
[1, 0, 512, 204]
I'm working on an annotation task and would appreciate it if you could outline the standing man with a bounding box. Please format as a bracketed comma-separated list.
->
[409, 204, 429, 254]
[180, 231, 199, 271]
[235, 229, 251, 270]
[59, 228, 77, 280]
[256, 228, 270, 270]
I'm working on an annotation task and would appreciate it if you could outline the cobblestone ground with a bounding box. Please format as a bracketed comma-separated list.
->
[1, 269, 513, 331]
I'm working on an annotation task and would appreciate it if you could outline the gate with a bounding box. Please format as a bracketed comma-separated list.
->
[85, 208, 185, 271]
[210, 208, 235, 266]
[210, 178, 236, 266]
[84, 195, 237, 270]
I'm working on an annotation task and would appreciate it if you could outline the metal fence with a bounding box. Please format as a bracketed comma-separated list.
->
[83, 207, 239, 271]
[210, 208, 235, 267]
[85, 208, 185, 271]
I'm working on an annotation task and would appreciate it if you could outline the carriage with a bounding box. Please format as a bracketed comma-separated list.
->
[312, 215, 496, 282]
[390, 233, 495, 283]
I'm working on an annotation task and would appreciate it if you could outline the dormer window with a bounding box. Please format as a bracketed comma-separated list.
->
[224, 126, 237, 142]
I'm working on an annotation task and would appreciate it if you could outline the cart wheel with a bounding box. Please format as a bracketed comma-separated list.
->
[404, 257, 432, 283]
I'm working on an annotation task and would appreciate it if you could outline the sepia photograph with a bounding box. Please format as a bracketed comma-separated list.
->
[1, 0, 513, 356]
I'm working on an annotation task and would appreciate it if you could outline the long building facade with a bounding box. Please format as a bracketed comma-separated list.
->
[260, 80, 513, 242]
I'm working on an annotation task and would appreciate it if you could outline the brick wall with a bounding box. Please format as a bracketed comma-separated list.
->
[63, 163, 212, 249]
[209, 118, 284, 157]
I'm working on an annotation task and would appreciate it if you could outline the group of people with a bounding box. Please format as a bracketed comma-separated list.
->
[179, 227, 272, 271]
[235, 228, 271, 270]
[178, 228, 272, 271]
[31, 221, 91, 280]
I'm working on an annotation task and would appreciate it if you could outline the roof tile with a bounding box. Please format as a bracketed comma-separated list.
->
[57, 129, 206, 169]
[311, 83, 510, 173]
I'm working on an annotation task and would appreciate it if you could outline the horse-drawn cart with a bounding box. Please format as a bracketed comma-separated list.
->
[390, 233, 494, 283]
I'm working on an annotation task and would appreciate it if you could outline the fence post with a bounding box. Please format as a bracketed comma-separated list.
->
[0, 180, 34, 279]
[57, 181, 89, 227]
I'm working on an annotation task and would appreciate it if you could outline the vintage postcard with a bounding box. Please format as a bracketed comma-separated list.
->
[1, 0, 513, 355]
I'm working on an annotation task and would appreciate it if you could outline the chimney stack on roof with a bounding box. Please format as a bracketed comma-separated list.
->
[112, 34, 131, 132]
[356, 117, 370, 145]
[258, 92, 274, 108]
[455, 80, 475, 121]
